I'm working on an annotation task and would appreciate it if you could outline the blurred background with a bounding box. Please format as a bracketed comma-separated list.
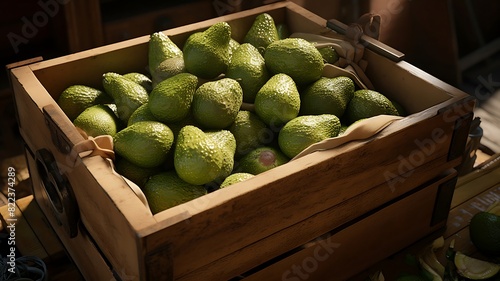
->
[1, 0, 499, 159]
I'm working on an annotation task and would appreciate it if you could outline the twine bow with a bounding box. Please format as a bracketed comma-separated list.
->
[71, 128, 150, 211]
[289, 15, 405, 160]
[291, 13, 382, 90]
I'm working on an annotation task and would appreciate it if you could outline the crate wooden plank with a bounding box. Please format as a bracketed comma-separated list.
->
[10, 66, 80, 157]
[5, 57, 44, 70]
[176, 160, 461, 281]
[77, 156, 156, 280]
[363, 46, 473, 116]
[242, 170, 457, 281]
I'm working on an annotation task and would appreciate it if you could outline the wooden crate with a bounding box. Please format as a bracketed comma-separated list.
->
[9, 2, 475, 280]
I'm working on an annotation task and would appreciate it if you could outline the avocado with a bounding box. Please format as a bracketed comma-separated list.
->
[243, 13, 280, 55]
[254, 73, 300, 127]
[237, 146, 289, 175]
[338, 124, 349, 136]
[278, 114, 341, 158]
[73, 104, 119, 137]
[229, 110, 270, 158]
[174, 125, 224, 185]
[318, 46, 339, 64]
[148, 32, 183, 77]
[206, 130, 237, 182]
[127, 103, 158, 126]
[346, 89, 399, 124]
[151, 57, 186, 87]
[123, 72, 153, 92]
[300, 76, 355, 117]
[102, 72, 149, 123]
[226, 43, 270, 103]
[143, 171, 207, 214]
[276, 23, 290, 40]
[113, 121, 174, 168]
[148, 73, 198, 123]
[164, 112, 198, 138]
[192, 78, 243, 129]
[264, 38, 324, 85]
[219, 172, 254, 188]
[228, 38, 241, 63]
[390, 99, 407, 117]
[114, 157, 162, 188]
[57, 85, 113, 121]
[183, 22, 231, 79]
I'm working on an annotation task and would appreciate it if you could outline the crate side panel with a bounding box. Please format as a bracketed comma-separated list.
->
[76, 156, 155, 280]
[25, 149, 117, 281]
[10, 67, 81, 160]
[11, 65, 154, 280]
[363, 50, 471, 114]
[242, 171, 456, 281]
[145, 112, 457, 278]
[31, 42, 149, 101]
[176, 157, 460, 280]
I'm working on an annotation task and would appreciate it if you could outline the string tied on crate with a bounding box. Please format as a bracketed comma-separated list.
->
[288, 14, 407, 160]
[70, 129, 151, 213]
[290, 13, 384, 90]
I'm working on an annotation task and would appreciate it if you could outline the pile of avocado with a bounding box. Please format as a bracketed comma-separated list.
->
[57, 13, 404, 214]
